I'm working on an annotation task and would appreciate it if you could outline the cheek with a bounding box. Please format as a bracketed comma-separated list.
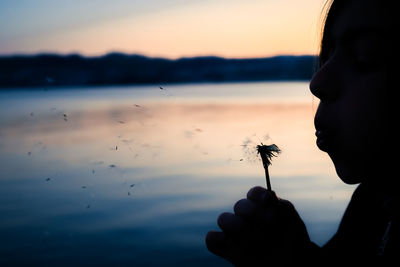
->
[331, 71, 388, 181]
[341, 72, 387, 144]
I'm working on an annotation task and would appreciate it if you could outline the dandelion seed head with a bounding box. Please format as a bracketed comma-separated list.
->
[257, 143, 281, 166]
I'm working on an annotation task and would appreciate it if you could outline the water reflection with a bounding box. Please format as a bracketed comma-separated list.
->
[0, 83, 356, 266]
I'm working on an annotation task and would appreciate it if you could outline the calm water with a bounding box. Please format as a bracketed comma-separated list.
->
[0, 82, 356, 266]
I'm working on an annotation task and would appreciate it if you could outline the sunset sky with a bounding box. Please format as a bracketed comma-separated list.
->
[0, 0, 327, 59]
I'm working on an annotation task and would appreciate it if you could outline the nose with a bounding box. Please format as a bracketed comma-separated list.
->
[309, 59, 340, 103]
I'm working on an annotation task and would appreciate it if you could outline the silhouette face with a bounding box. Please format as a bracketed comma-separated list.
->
[309, 0, 391, 184]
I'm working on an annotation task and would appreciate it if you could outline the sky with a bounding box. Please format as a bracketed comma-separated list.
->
[0, 0, 327, 59]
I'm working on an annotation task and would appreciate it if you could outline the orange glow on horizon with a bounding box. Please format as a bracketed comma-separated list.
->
[0, 0, 326, 58]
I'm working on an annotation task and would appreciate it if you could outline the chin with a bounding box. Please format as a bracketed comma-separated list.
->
[334, 166, 362, 184]
[329, 153, 363, 185]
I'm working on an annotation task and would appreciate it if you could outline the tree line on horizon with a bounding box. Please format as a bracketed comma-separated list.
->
[0, 53, 317, 88]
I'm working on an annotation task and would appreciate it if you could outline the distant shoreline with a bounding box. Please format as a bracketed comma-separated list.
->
[0, 53, 317, 88]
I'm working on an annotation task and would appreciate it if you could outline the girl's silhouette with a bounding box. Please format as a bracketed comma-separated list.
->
[206, 0, 399, 265]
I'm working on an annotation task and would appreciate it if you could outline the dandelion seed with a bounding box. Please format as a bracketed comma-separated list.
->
[128, 192, 131, 196]
[159, 86, 164, 90]
[86, 204, 90, 209]
[130, 184, 135, 188]
[81, 186, 86, 189]
[134, 104, 141, 108]
[27, 151, 32, 156]
[30, 112, 34, 117]
[241, 138, 258, 163]
[118, 121, 125, 124]
[227, 158, 244, 163]
[92, 169, 95, 174]
[109, 164, 116, 168]
[45, 178, 51, 181]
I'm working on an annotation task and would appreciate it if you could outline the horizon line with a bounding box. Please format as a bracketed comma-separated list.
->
[0, 51, 318, 60]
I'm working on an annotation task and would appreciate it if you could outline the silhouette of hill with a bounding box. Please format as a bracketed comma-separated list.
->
[0, 53, 317, 87]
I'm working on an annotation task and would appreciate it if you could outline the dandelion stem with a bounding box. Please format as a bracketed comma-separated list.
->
[260, 155, 272, 191]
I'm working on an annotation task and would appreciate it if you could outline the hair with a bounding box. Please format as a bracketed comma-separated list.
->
[318, 0, 339, 67]
[318, 0, 398, 68]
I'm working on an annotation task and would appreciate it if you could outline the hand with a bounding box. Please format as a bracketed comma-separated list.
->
[206, 186, 312, 266]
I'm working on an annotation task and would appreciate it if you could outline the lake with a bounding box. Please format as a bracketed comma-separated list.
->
[0, 82, 356, 266]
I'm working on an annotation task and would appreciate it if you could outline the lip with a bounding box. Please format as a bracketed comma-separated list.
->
[314, 109, 333, 152]
[315, 129, 331, 152]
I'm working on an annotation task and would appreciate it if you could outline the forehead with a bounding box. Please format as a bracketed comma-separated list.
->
[331, 0, 392, 40]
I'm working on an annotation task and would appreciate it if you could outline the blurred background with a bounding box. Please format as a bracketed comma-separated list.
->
[0, 0, 357, 266]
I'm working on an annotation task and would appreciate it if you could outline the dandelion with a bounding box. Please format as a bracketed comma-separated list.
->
[257, 143, 281, 191]
[241, 134, 281, 191]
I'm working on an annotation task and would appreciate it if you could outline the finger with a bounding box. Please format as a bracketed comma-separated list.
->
[235, 198, 279, 226]
[233, 198, 258, 218]
[263, 190, 279, 205]
[276, 198, 299, 220]
[278, 198, 295, 209]
[246, 186, 267, 203]
[247, 186, 278, 206]
[205, 231, 228, 258]
[217, 212, 245, 233]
